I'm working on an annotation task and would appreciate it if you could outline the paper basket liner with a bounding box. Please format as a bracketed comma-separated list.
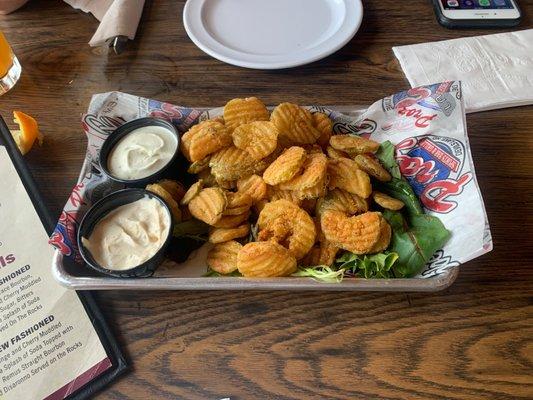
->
[50, 81, 492, 278]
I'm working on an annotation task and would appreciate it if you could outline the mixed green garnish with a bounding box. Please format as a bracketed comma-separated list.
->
[292, 141, 450, 282]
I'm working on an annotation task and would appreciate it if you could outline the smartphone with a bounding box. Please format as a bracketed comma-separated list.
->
[432, 0, 522, 28]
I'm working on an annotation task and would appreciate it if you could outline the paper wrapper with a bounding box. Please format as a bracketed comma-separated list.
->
[51, 81, 492, 278]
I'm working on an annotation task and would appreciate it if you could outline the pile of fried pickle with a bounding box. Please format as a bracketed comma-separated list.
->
[147, 97, 406, 278]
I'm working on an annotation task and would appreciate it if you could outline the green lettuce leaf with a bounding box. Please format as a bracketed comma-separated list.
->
[375, 178, 423, 218]
[292, 265, 346, 283]
[383, 210, 450, 277]
[204, 269, 242, 277]
[376, 141, 401, 179]
[375, 141, 423, 217]
[335, 252, 399, 279]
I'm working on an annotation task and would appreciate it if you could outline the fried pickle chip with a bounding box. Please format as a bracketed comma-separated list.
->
[186, 120, 232, 162]
[369, 219, 392, 253]
[270, 103, 321, 145]
[188, 187, 227, 225]
[156, 179, 186, 202]
[301, 241, 339, 267]
[207, 240, 241, 274]
[215, 177, 236, 190]
[209, 145, 258, 181]
[232, 121, 278, 160]
[209, 224, 250, 244]
[354, 154, 392, 182]
[237, 174, 268, 204]
[237, 241, 297, 277]
[197, 169, 217, 187]
[316, 189, 369, 216]
[312, 112, 333, 148]
[372, 191, 404, 211]
[279, 153, 327, 191]
[223, 97, 270, 132]
[294, 176, 327, 200]
[180, 180, 203, 205]
[262, 146, 306, 185]
[329, 134, 380, 155]
[320, 210, 382, 254]
[211, 211, 250, 228]
[326, 146, 351, 160]
[187, 156, 211, 174]
[327, 157, 372, 198]
[223, 192, 253, 216]
[146, 183, 182, 222]
[267, 186, 302, 206]
[258, 200, 316, 259]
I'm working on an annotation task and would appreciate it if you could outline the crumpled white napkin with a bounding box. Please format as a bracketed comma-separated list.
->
[64, 0, 145, 47]
[393, 29, 533, 113]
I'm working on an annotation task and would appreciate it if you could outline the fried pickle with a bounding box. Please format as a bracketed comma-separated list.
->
[188, 187, 227, 225]
[353, 154, 392, 182]
[186, 120, 232, 162]
[327, 157, 372, 198]
[320, 210, 383, 254]
[223, 97, 270, 132]
[209, 145, 258, 181]
[146, 183, 182, 222]
[223, 192, 253, 216]
[232, 121, 278, 160]
[329, 134, 380, 155]
[237, 174, 268, 204]
[258, 199, 316, 259]
[180, 180, 203, 205]
[237, 241, 297, 277]
[279, 152, 327, 191]
[372, 191, 404, 210]
[270, 103, 321, 145]
[207, 240, 242, 274]
[262, 146, 306, 185]
[312, 112, 333, 148]
[209, 224, 250, 244]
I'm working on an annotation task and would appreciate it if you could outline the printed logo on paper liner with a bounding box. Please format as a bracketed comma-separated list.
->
[396, 135, 473, 214]
[147, 100, 201, 132]
[383, 82, 459, 116]
[421, 250, 460, 277]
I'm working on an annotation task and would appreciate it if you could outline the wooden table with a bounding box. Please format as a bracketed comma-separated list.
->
[1, 1, 532, 399]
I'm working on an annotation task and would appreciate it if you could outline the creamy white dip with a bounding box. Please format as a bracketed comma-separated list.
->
[107, 125, 177, 180]
[82, 197, 171, 270]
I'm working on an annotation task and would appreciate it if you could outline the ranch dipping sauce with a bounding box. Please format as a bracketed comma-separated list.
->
[82, 197, 171, 270]
[107, 125, 178, 180]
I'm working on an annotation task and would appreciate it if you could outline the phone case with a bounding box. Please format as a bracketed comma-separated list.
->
[431, 0, 522, 29]
[0, 116, 128, 400]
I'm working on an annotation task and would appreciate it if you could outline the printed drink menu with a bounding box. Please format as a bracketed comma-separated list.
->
[0, 145, 121, 399]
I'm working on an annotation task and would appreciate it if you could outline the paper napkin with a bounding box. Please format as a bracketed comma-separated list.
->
[393, 29, 533, 113]
[64, 0, 145, 47]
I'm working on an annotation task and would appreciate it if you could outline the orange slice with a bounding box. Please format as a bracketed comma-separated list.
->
[11, 111, 43, 155]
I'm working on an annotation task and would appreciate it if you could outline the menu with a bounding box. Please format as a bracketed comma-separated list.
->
[0, 145, 119, 399]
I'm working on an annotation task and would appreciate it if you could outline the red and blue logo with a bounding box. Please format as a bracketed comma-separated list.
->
[396, 135, 472, 214]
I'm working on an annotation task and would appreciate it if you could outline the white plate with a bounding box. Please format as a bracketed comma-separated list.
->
[183, 0, 363, 69]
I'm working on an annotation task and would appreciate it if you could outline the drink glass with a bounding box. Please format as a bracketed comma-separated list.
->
[0, 30, 21, 95]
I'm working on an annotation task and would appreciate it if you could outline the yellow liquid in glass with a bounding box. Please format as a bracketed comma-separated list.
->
[0, 31, 14, 77]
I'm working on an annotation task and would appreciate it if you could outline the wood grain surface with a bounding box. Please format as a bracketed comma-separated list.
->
[1, 1, 532, 399]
